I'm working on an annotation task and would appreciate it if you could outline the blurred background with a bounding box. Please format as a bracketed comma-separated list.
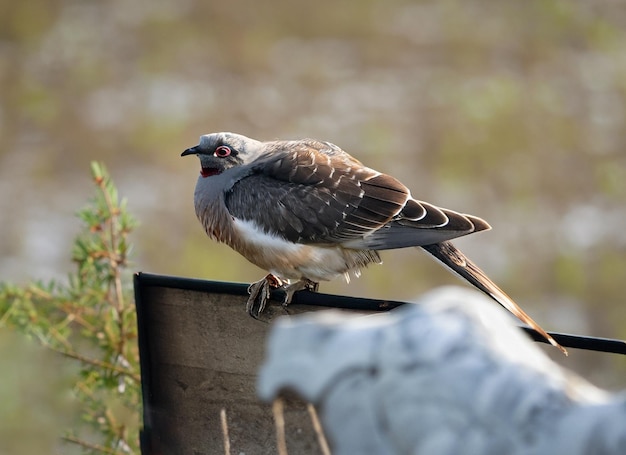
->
[1, 0, 625, 388]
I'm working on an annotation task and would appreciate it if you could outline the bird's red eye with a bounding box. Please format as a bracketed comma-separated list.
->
[215, 146, 231, 157]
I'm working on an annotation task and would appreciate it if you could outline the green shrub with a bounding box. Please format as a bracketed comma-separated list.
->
[0, 162, 140, 454]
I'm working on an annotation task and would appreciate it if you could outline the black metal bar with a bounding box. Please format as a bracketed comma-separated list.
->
[523, 328, 626, 355]
[133, 273, 154, 455]
[134, 272, 626, 356]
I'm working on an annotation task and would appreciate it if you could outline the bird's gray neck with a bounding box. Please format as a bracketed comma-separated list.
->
[193, 169, 243, 246]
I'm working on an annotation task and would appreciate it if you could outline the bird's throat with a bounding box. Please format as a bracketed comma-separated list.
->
[201, 167, 221, 178]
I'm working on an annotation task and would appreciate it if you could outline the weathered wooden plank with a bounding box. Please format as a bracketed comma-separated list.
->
[135, 274, 345, 455]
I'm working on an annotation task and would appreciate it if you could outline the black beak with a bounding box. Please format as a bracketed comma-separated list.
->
[181, 146, 199, 157]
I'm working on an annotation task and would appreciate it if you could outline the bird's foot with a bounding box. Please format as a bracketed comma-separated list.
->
[282, 279, 319, 307]
[246, 274, 284, 318]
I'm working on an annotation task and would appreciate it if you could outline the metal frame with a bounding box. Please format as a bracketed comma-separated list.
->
[134, 272, 626, 454]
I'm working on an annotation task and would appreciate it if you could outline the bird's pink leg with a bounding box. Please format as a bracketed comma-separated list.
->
[282, 279, 319, 306]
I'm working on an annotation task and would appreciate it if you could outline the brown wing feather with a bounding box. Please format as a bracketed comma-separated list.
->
[226, 141, 408, 243]
[226, 139, 491, 247]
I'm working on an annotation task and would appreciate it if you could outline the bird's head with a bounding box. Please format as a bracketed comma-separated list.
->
[181, 132, 265, 177]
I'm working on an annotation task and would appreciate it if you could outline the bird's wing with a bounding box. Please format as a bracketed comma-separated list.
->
[225, 140, 489, 247]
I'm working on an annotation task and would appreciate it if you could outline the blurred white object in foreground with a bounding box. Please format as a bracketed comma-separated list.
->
[258, 287, 626, 455]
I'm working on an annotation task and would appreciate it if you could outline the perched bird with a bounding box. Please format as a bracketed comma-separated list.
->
[182, 132, 565, 354]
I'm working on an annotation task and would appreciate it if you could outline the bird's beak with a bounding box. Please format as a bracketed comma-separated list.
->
[181, 146, 198, 157]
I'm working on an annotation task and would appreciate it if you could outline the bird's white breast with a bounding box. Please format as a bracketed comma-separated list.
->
[231, 217, 359, 282]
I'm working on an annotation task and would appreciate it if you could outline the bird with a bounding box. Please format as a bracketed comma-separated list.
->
[181, 132, 566, 354]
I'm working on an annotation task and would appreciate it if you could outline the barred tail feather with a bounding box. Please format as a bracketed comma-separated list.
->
[421, 241, 567, 355]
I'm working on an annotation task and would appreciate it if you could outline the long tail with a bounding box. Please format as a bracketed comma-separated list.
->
[421, 241, 567, 355]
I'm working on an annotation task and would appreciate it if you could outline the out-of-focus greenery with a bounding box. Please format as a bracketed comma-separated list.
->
[0, 163, 139, 454]
[0, 331, 77, 455]
[1, 0, 625, 388]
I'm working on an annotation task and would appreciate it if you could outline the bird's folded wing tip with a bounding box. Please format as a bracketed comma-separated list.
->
[467, 215, 491, 233]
